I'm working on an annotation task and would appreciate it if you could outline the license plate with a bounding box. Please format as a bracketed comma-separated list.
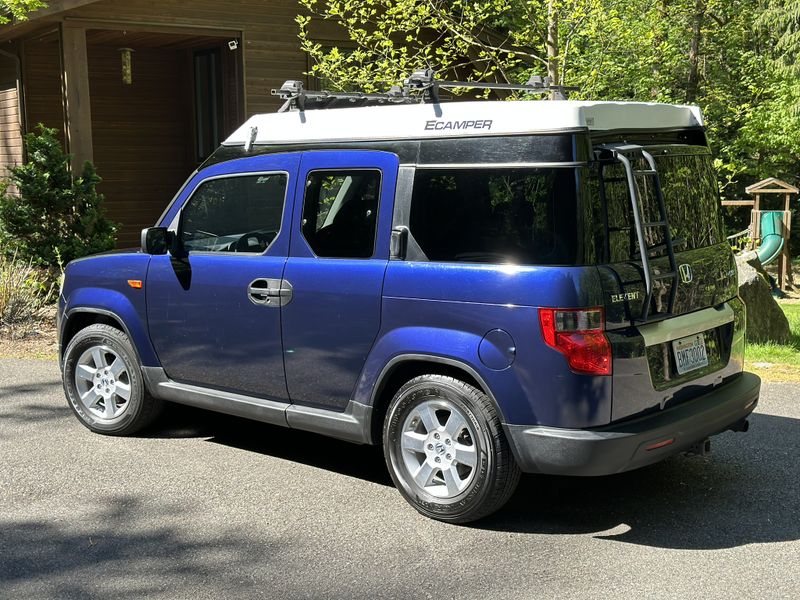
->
[672, 333, 709, 375]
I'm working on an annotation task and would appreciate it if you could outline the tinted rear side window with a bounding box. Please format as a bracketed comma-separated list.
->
[409, 169, 579, 265]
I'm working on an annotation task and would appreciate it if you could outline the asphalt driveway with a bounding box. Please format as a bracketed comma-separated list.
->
[1, 359, 798, 599]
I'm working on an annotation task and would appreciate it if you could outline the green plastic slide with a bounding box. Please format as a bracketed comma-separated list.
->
[756, 211, 785, 266]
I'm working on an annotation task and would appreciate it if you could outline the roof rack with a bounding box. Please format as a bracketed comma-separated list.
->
[271, 69, 579, 112]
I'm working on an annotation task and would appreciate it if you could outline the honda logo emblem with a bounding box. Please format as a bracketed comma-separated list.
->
[679, 264, 693, 284]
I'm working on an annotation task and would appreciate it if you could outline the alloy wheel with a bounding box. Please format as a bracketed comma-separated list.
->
[73, 345, 132, 422]
[398, 399, 479, 499]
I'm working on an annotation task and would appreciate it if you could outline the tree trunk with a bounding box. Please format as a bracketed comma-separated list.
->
[547, 0, 560, 98]
[686, 0, 706, 103]
[651, 0, 669, 99]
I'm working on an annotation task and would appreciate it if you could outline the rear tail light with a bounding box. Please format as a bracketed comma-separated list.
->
[539, 308, 612, 376]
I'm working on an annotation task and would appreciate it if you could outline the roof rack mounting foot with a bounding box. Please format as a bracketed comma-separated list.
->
[404, 68, 440, 103]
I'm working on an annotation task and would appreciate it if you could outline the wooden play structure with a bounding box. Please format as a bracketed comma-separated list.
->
[722, 178, 797, 291]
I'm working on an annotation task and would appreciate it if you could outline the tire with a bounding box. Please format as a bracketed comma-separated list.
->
[62, 323, 162, 436]
[383, 374, 521, 524]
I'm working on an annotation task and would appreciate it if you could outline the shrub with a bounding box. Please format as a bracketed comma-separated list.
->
[0, 125, 117, 270]
[0, 252, 52, 334]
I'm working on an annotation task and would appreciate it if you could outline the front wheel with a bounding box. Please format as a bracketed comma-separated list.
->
[383, 374, 520, 523]
[62, 324, 162, 436]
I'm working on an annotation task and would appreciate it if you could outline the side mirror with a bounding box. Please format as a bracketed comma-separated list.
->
[141, 227, 169, 255]
[390, 226, 409, 261]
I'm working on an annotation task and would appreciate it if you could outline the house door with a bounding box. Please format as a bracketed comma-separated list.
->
[82, 30, 245, 247]
[193, 45, 244, 165]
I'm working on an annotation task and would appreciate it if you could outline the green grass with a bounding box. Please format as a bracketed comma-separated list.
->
[746, 303, 800, 381]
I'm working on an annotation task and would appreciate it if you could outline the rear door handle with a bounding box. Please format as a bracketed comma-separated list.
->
[248, 278, 293, 307]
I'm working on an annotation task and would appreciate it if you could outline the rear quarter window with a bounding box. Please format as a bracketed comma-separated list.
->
[409, 168, 579, 266]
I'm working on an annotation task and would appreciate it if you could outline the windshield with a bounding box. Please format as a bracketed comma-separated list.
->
[594, 145, 726, 263]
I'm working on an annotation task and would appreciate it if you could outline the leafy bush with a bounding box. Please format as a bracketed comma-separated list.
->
[0, 1, 47, 26]
[0, 252, 52, 333]
[0, 125, 117, 270]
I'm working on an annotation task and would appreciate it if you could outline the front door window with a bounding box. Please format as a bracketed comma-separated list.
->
[181, 174, 287, 254]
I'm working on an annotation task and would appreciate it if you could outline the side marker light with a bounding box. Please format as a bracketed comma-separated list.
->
[645, 438, 675, 451]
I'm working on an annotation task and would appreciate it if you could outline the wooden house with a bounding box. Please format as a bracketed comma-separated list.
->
[0, 1, 337, 246]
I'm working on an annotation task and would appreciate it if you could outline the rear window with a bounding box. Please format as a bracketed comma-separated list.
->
[597, 146, 725, 263]
[409, 168, 579, 265]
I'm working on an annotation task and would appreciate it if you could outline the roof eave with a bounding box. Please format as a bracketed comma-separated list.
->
[0, 0, 102, 41]
[745, 177, 799, 195]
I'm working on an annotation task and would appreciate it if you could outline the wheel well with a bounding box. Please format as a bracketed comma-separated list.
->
[62, 312, 125, 357]
[369, 359, 487, 445]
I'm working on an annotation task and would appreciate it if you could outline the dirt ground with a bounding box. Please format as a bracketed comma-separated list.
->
[0, 309, 59, 360]
[763, 262, 800, 302]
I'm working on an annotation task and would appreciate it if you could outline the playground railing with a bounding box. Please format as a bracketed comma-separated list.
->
[727, 229, 752, 253]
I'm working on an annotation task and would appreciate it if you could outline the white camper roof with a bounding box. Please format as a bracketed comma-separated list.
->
[223, 100, 705, 147]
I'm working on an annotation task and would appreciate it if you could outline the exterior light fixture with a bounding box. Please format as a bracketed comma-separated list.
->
[119, 48, 134, 85]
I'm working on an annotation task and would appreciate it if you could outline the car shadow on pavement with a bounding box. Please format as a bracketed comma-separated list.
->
[149, 403, 393, 486]
[150, 406, 800, 550]
[0, 495, 274, 598]
[0, 402, 72, 424]
[0, 378, 71, 434]
[0, 379, 63, 401]
[478, 411, 800, 550]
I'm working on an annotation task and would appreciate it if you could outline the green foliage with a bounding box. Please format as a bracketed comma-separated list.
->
[298, 0, 800, 252]
[757, 0, 800, 120]
[757, 0, 800, 76]
[298, 0, 516, 92]
[297, 0, 616, 91]
[0, 125, 117, 270]
[0, 0, 46, 24]
[0, 250, 51, 333]
[746, 303, 800, 377]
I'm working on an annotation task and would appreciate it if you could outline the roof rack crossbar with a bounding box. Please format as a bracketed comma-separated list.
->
[271, 70, 580, 112]
[271, 80, 422, 113]
[437, 78, 578, 99]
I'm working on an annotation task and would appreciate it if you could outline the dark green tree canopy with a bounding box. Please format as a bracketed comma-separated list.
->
[758, 0, 800, 76]
[299, 0, 800, 200]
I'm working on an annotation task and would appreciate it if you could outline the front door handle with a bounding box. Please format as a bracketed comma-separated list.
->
[248, 278, 293, 307]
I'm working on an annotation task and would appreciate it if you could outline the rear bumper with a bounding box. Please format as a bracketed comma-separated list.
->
[504, 372, 761, 476]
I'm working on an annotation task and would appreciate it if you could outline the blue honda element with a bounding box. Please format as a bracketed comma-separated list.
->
[58, 75, 760, 523]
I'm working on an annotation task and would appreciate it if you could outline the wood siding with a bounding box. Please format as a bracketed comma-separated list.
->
[22, 33, 65, 144]
[65, 0, 311, 115]
[8, 0, 319, 246]
[88, 44, 193, 247]
[0, 55, 23, 181]
[64, 0, 312, 245]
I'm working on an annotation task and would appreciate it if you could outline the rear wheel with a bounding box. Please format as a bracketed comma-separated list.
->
[62, 324, 162, 436]
[383, 374, 520, 523]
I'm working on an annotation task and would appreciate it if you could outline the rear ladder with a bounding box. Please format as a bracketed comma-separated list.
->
[596, 145, 680, 322]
